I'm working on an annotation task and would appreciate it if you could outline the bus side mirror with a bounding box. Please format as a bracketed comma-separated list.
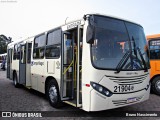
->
[86, 25, 94, 44]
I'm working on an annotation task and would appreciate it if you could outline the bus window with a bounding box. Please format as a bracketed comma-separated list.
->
[45, 29, 61, 58]
[64, 34, 73, 65]
[149, 40, 160, 59]
[17, 44, 20, 60]
[21, 45, 26, 64]
[27, 43, 32, 63]
[13, 44, 18, 60]
[33, 34, 46, 59]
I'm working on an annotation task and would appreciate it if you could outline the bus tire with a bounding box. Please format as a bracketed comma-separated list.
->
[46, 80, 62, 108]
[151, 76, 160, 95]
[13, 73, 20, 88]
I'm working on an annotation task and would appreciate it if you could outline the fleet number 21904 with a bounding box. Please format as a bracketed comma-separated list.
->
[114, 85, 134, 93]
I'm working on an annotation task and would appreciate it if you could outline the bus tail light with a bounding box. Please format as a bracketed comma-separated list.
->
[90, 81, 113, 97]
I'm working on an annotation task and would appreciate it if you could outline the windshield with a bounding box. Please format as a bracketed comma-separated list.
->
[90, 16, 150, 70]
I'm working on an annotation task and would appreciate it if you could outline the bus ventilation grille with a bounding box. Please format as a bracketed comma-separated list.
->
[107, 74, 148, 85]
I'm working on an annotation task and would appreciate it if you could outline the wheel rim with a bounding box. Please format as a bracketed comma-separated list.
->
[49, 85, 58, 103]
[155, 80, 160, 91]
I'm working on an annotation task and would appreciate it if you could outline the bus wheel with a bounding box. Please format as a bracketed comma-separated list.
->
[47, 80, 62, 108]
[13, 73, 19, 88]
[151, 76, 160, 95]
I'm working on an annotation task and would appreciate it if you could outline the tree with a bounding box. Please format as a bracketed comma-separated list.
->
[0, 35, 12, 54]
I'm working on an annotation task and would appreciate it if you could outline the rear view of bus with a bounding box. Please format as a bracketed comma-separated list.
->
[82, 14, 150, 111]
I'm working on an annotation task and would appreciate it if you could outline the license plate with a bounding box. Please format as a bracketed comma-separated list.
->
[127, 97, 137, 103]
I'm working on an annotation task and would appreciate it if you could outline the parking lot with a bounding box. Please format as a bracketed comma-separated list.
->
[0, 70, 160, 120]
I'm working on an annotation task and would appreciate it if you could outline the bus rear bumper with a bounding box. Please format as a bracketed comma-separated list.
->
[89, 86, 150, 111]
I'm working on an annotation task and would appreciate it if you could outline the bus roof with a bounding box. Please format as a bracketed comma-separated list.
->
[146, 34, 160, 40]
[86, 13, 142, 27]
[7, 36, 34, 48]
[8, 13, 143, 47]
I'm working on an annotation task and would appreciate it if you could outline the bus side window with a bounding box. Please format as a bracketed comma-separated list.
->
[17, 45, 20, 60]
[10, 50, 12, 63]
[27, 43, 32, 63]
[33, 34, 46, 59]
[21, 45, 26, 64]
[45, 28, 61, 59]
[13, 44, 18, 60]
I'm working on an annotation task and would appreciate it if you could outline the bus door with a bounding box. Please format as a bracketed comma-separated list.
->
[19, 44, 26, 85]
[26, 42, 32, 87]
[7, 49, 12, 79]
[61, 26, 82, 107]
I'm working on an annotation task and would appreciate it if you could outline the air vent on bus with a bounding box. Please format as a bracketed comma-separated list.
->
[107, 74, 148, 85]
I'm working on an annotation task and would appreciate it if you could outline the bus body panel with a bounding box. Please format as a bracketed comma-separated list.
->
[150, 60, 160, 79]
[90, 86, 150, 111]
[26, 60, 32, 86]
[43, 58, 61, 91]
[147, 34, 160, 80]
[31, 58, 45, 92]
[81, 20, 150, 111]
[82, 49, 150, 111]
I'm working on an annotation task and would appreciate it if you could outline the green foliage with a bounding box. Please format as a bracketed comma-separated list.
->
[0, 35, 12, 54]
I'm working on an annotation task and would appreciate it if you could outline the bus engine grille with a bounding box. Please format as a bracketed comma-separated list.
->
[106, 73, 149, 85]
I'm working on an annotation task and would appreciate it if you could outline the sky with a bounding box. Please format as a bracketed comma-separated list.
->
[0, 0, 160, 41]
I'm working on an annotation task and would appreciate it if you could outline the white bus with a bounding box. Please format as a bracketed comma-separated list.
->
[0, 53, 7, 70]
[7, 14, 150, 111]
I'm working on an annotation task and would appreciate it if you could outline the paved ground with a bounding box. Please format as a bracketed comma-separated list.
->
[0, 70, 160, 120]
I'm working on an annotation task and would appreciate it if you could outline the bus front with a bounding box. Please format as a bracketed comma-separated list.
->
[82, 14, 150, 111]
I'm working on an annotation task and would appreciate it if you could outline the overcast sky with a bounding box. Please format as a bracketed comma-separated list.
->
[0, 0, 160, 41]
